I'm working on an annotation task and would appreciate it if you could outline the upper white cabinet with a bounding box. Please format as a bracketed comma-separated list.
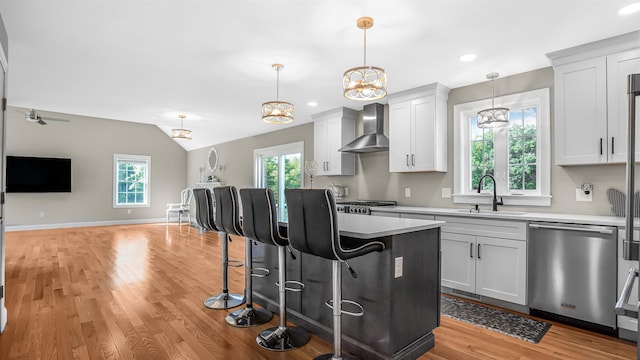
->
[313, 107, 357, 176]
[548, 31, 640, 165]
[388, 83, 449, 172]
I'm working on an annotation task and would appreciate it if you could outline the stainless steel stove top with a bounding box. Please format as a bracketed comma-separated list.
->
[336, 200, 396, 215]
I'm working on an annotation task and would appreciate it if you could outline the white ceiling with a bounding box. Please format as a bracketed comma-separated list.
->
[0, 0, 639, 151]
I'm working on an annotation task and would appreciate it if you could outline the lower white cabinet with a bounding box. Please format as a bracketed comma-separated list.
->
[437, 216, 527, 305]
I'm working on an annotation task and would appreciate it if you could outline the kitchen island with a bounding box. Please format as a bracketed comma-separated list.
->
[251, 213, 444, 360]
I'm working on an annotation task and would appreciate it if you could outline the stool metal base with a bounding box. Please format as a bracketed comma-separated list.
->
[256, 326, 310, 351]
[225, 307, 272, 327]
[203, 292, 244, 309]
[314, 354, 360, 360]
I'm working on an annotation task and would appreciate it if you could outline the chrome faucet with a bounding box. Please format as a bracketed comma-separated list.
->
[477, 174, 503, 211]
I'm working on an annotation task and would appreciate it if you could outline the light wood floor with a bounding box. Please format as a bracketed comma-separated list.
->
[0, 223, 635, 359]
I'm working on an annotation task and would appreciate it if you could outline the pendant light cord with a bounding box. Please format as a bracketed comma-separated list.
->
[363, 28, 367, 66]
[275, 67, 280, 101]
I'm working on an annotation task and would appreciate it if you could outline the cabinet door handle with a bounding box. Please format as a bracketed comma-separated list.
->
[406, 154, 409, 167]
[612, 137, 615, 154]
[326, 161, 329, 171]
[470, 243, 473, 258]
[477, 244, 481, 259]
[411, 154, 415, 166]
[600, 138, 603, 155]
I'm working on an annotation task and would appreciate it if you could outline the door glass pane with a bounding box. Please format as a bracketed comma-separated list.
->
[262, 156, 279, 210]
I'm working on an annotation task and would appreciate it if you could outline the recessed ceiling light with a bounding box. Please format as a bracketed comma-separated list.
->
[307, 101, 318, 107]
[459, 53, 477, 62]
[619, 3, 640, 15]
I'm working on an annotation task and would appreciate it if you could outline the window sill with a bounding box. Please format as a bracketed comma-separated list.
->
[114, 204, 150, 209]
[452, 194, 551, 207]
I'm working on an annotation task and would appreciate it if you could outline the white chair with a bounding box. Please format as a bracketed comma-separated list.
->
[166, 188, 193, 225]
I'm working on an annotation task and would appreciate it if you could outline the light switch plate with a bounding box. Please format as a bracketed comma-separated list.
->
[442, 188, 452, 198]
[405, 188, 411, 197]
[394, 257, 403, 278]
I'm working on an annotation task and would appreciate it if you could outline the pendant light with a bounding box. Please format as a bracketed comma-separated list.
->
[343, 17, 387, 101]
[171, 114, 192, 140]
[261, 63, 294, 124]
[477, 72, 509, 128]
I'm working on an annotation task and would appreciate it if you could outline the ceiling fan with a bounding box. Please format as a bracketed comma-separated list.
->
[24, 109, 70, 125]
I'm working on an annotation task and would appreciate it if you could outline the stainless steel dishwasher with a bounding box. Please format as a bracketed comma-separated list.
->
[528, 222, 617, 333]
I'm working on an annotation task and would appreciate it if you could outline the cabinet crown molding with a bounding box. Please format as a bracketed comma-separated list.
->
[546, 30, 640, 67]
[388, 82, 450, 104]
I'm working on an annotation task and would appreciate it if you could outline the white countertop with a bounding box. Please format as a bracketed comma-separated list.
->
[337, 212, 444, 239]
[370, 206, 634, 227]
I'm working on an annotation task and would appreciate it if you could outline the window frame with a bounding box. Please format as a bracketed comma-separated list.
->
[113, 154, 151, 208]
[253, 141, 305, 220]
[453, 88, 551, 207]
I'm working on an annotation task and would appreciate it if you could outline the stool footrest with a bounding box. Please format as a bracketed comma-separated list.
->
[251, 267, 270, 278]
[227, 259, 244, 268]
[275, 280, 305, 292]
[325, 299, 364, 317]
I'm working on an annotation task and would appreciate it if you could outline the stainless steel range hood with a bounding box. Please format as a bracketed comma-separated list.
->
[339, 103, 389, 153]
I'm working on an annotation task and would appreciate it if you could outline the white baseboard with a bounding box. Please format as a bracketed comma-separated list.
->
[5, 218, 170, 232]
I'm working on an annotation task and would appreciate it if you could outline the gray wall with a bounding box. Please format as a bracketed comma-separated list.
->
[188, 67, 627, 216]
[6, 106, 188, 226]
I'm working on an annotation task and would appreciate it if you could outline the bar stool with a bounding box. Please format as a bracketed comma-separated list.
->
[201, 187, 245, 309]
[240, 188, 310, 350]
[215, 186, 272, 326]
[285, 188, 384, 360]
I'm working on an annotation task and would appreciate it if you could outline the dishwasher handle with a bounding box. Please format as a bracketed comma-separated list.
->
[528, 223, 614, 235]
[615, 268, 639, 317]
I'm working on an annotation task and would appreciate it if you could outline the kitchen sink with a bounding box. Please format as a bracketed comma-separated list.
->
[453, 209, 527, 216]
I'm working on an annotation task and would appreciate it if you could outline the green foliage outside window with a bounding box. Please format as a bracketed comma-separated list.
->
[116, 161, 147, 205]
[262, 153, 301, 222]
[469, 108, 537, 192]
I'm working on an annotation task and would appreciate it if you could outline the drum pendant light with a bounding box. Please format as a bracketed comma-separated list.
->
[171, 114, 192, 140]
[477, 72, 509, 128]
[261, 64, 294, 124]
[343, 17, 387, 101]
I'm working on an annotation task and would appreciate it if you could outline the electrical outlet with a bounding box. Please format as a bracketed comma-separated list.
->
[127, 209, 132, 214]
[576, 189, 593, 202]
[442, 187, 452, 198]
[39, 212, 45, 218]
[405, 188, 411, 197]
[394, 257, 403, 278]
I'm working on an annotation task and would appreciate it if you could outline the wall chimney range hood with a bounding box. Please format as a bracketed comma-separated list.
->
[339, 103, 389, 153]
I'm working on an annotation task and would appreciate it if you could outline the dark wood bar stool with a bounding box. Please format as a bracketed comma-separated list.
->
[201, 187, 245, 310]
[215, 186, 272, 326]
[285, 188, 385, 360]
[240, 188, 309, 350]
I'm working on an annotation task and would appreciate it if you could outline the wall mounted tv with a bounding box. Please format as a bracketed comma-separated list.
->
[6, 156, 72, 193]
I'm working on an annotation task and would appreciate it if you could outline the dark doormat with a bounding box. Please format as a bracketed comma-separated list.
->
[441, 296, 551, 343]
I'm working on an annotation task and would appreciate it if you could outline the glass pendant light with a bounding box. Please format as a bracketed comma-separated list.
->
[261, 64, 294, 124]
[477, 72, 509, 128]
[343, 17, 387, 101]
[171, 114, 192, 140]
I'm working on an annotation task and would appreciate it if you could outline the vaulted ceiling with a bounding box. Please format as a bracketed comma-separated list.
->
[1, 1, 638, 150]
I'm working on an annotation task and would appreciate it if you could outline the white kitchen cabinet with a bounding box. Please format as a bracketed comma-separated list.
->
[388, 83, 449, 172]
[313, 107, 357, 176]
[607, 49, 640, 163]
[437, 215, 527, 305]
[548, 32, 640, 165]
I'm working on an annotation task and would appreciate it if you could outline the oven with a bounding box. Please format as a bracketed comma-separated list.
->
[335, 200, 396, 215]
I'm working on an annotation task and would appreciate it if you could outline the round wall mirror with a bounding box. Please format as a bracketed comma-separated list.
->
[207, 147, 219, 173]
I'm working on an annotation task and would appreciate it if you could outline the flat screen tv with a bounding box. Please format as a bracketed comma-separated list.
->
[6, 156, 72, 193]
